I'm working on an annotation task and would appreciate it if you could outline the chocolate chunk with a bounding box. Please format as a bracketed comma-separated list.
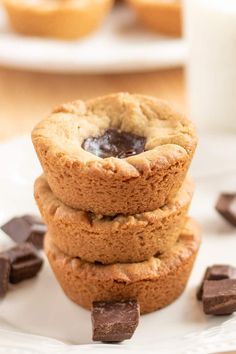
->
[10, 258, 42, 284]
[203, 279, 236, 315]
[1, 243, 43, 284]
[209, 265, 235, 279]
[1, 217, 31, 243]
[197, 268, 211, 301]
[0, 256, 10, 296]
[215, 193, 236, 227]
[4, 243, 37, 264]
[92, 300, 140, 342]
[29, 224, 47, 249]
[82, 129, 146, 159]
[197, 265, 236, 300]
[1, 214, 46, 249]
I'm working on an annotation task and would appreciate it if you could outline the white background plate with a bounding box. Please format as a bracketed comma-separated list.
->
[0, 134, 236, 353]
[0, 5, 186, 73]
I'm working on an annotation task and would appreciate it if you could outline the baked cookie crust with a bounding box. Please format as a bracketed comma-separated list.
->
[127, 0, 182, 37]
[3, 0, 113, 39]
[32, 93, 197, 215]
[35, 175, 194, 264]
[45, 218, 201, 314]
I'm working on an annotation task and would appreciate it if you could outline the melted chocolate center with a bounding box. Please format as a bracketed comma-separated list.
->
[82, 129, 146, 159]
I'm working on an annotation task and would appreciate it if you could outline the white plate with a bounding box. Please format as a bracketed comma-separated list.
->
[0, 5, 186, 73]
[0, 134, 236, 354]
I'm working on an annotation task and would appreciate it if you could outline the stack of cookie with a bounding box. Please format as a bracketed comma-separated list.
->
[32, 92, 200, 314]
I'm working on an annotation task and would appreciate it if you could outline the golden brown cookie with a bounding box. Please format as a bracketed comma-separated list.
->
[3, 0, 113, 39]
[127, 0, 182, 37]
[32, 93, 197, 215]
[45, 218, 201, 314]
[35, 174, 194, 264]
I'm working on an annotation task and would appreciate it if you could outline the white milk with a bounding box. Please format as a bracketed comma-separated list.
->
[184, 0, 236, 132]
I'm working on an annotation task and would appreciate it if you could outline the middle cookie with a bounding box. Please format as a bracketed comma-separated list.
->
[35, 175, 194, 264]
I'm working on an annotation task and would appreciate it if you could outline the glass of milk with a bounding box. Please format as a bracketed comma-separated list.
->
[184, 0, 236, 132]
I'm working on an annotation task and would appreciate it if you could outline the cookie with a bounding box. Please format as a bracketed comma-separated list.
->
[45, 218, 201, 314]
[35, 175, 194, 264]
[127, 0, 182, 37]
[32, 93, 197, 215]
[3, 0, 113, 39]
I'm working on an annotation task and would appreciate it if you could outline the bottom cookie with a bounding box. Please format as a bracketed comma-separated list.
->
[45, 218, 201, 314]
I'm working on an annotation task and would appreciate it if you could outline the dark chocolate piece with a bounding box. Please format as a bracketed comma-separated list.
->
[203, 279, 236, 315]
[10, 258, 43, 284]
[215, 193, 236, 227]
[92, 300, 140, 342]
[197, 267, 211, 301]
[209, 265, 235, 279]
[197, 265, 235, 300]
[1, 243, 43, 284]
[1, 217, 31, 243]
[1, 214, 46, 249]
[5, 243, 37, 263]
[29, 224, 47, 249]
[82, 129, 146, 159]
[0, 256, 10, 296]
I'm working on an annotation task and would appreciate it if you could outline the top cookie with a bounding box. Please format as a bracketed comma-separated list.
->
[32, 93, 197, 215]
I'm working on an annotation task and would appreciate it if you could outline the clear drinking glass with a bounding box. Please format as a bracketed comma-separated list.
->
[184, 0, 236, 132]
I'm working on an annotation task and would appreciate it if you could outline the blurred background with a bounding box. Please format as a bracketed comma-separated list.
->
[0, 0, 185, 142]
[0, 0, 235, 141]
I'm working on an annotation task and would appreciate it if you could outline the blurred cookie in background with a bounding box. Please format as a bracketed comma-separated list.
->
[127, 0, 182, 37]
[2, 0, 114, 39]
